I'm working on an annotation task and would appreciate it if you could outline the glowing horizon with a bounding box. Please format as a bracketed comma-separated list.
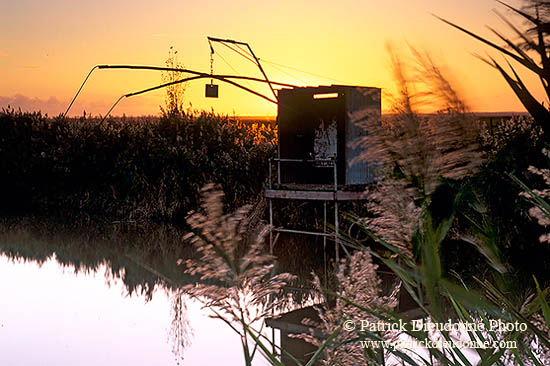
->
[1, 0, 537, 117]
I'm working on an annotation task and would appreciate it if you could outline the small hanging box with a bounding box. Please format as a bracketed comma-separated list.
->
[205, 84, 219, 98]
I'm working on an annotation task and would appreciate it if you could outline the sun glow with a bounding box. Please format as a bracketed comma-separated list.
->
[0, 0, 533, 117]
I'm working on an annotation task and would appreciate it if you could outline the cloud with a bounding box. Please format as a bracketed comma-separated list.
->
[0, 94, 66, 115]
[0, 53, 7, 57]
[0, 94, 162, 116]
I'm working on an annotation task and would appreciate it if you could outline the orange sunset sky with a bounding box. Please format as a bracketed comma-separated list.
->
[1, 0, 542, 117]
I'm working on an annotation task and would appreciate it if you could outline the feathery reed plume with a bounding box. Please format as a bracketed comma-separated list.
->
[362, 179, 420, 259]
[298, 250, 399, 365]
[179, 184, 295, 364]
[480, 114, 542, 156]
[359, 45, 483, 196]
[518, 148, 550, 243]
[352, 46, 484, 259]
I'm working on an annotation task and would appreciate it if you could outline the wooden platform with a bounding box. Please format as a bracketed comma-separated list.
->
[265, 189, 371, 201]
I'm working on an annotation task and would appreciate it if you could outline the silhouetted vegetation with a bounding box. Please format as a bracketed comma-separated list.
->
[250, 46, 550, 365]
[0, 108, 276, 222]
[438, 0, 550, 134]
[2, 32, 550, 364]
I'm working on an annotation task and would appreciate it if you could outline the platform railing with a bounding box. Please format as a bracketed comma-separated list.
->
[268, 157, 337, 193]
[267, 157, 347, 262]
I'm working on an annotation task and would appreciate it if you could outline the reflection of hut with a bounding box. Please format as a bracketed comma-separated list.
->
[266, 306, 322, 366]
[266, 85, 381, 259]
[266, 288, 427, 366]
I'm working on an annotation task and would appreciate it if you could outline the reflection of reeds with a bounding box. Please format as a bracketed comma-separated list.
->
[181, 184, 296, 365]
[0, 215, 191, 298]
[299, 250, 400, 365]
[170, 295, 193, 362]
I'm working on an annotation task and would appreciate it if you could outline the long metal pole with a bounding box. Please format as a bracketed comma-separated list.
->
[65, 64, 299, 116]
[245, 44, 278, 101]
[100, 74, 276, 122]
[124, 74, 278, 103]
[273, 228, 333, 237]
[63, 66, 98, 117]
[207, 37, 278, 101]
[269, 199, 274, 254]
[97, 64, 296, 88]
[212, 37, 278, 101]
[334, 161, 339, 262]
[323, 200, 327, 284]
[268, 158, 272, 190]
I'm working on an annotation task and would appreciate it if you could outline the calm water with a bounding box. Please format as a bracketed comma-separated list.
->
[0, 217, 277, 366]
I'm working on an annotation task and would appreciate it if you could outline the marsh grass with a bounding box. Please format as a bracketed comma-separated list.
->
[338, 224, 550, 366]
[0, 108, 276, 221]
[437, 0, 550, 134]
[241, 47, 550, 365]
[179, 184, 297, 366]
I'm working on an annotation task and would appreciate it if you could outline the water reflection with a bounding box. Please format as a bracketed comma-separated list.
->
[0, 215, 317, 365]
[0, 216, 194, 298]
[0, 254, 180, 365]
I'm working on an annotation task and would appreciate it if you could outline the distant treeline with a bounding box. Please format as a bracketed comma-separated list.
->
[0, 109, 276, 222]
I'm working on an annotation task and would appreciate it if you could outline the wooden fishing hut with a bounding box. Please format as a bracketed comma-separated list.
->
[265, 85, 381, 259]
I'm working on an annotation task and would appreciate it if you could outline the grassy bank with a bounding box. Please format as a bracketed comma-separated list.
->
[0, 109, 276, 222]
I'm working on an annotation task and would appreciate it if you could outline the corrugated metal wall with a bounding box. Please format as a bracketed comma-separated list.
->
[344, 87, 381, 185]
